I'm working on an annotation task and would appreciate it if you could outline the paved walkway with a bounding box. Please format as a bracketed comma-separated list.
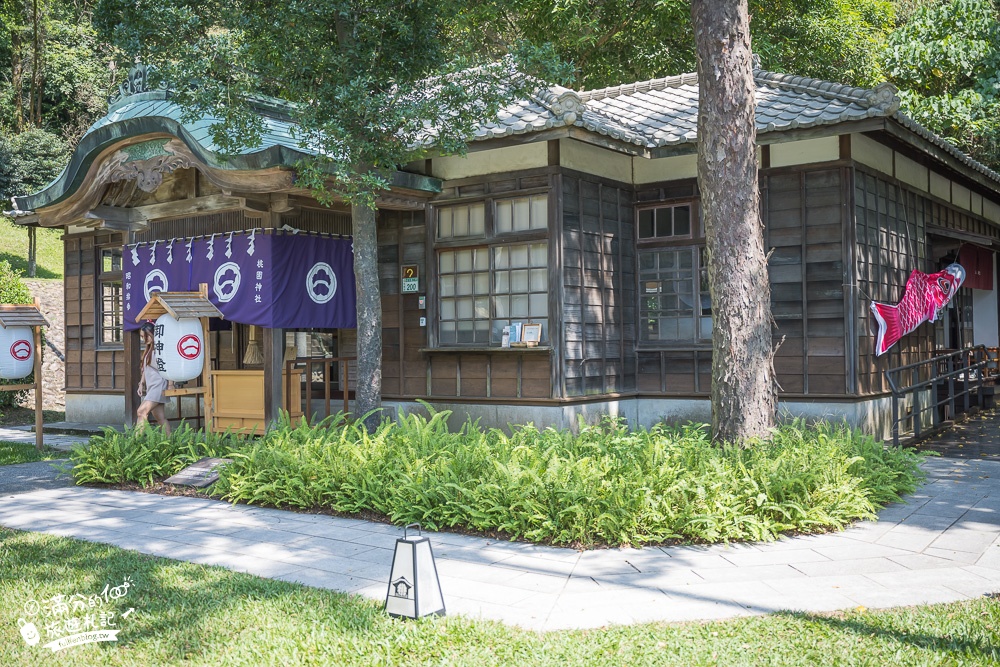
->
[0, 426, 92, 451]
[1, 435, 999, 630]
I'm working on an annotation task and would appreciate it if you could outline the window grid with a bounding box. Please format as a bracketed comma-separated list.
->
[97, 247, 124, 347]
[638, 203, 693, 240]
[638, 246, 711, 343]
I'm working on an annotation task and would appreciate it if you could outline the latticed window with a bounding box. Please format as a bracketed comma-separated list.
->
[97, 246, 123, 347]
[436, 194, 549, 345]
[636, 201, 708, 344]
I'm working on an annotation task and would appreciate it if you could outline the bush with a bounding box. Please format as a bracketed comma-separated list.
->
[70, 411, 924, 547]
[67, 424, 240, 487]
[0, 260, 33, 408]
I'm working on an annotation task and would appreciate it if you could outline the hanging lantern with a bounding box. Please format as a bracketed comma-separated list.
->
[384, 523, 445, 619]
[0, 325, 34, 379]
[155, 314, 204, 382]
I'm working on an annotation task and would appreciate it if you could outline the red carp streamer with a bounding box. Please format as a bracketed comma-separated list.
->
[870, 263, 965, 356]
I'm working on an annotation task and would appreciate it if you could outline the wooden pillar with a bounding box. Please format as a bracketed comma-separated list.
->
[263, 327, 284, 429]
[33, 322, 42, 451]
[123, 328, 141, 427]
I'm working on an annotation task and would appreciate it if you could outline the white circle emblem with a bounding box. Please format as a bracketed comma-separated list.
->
[144, 269, 169, 302]
[306, 262, 338, 304]
[213, 262, 242, 303]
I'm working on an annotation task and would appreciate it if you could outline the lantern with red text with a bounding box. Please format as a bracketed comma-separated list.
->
[0, 325, 34, 379]
[154, 314, 204, 382]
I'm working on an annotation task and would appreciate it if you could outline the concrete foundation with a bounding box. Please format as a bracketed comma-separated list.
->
[382, 395, 910, 440]
[65, 393, 127, 425]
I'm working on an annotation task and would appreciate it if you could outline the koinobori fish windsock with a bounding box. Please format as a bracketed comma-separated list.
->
[870, 263, 965, 356]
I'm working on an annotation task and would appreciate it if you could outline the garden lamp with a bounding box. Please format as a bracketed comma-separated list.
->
[384, 523, 445, 619]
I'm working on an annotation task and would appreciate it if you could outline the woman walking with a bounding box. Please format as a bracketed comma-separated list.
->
[136, 321, 171, 434]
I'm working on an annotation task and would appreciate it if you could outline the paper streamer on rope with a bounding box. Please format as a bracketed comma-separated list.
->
[166, 239, 174, 265]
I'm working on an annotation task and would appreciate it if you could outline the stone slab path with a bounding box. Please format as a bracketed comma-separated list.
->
[0, 426, 91, 451]
[1, 456, 998, 631]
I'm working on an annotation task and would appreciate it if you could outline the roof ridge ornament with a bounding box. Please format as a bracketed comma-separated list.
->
[533, 85, 584, 125]
[109, 63, 168, 105]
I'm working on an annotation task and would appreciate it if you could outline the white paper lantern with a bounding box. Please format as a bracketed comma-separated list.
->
[0, 325, 34, 380]
[154, 314, 204, 382]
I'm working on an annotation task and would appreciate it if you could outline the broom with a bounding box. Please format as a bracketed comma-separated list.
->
[243, 325, 264, 365]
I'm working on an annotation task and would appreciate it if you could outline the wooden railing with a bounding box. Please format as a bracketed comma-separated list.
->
[284, 356, 357, 422]
[884, 345, 988, 446]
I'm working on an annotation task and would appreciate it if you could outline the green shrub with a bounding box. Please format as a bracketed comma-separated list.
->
[69, 412, 924, 547]
[0, 260, 33, 408]
[67, 424, 240, 487]
[208, 412, 922, 547]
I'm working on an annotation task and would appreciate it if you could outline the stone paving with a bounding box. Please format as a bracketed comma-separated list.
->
[1, 455, 999, 630]
[0, 426, 91, 451]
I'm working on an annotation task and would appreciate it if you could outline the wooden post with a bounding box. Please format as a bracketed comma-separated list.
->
[263, 326, 284, 430]
[33, 298, 43, 451]
[123, 328, 140, 427]
[199, 283, 214, 433]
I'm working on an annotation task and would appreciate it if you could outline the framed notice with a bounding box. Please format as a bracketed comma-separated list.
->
[522, 323, 541, 344]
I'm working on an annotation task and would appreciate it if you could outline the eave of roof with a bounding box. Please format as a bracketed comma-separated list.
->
[13, 66, 1000, 216]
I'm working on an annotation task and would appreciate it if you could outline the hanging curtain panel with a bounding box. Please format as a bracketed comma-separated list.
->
[123, 231, 357, 331]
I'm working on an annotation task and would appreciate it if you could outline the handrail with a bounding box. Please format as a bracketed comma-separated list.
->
[884, 345, 988, 446]
[283, 355, 357, 422]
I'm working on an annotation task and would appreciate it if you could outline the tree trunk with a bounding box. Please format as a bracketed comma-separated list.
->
[28, 226, 36, 277]
[691, 0, 776, 443]
[352, 202, 383, 430]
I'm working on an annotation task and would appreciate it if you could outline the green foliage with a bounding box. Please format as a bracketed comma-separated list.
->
[67, 424, 240, 487]
[73, 413, 923, 547]
[0, 440, 59, 465]
[0, 127, 69, 199]
[94, 0, 565, 209]
[449, 0, 892, 91]
[0, 0, 112, 139]
[0, 216, 63, 279]
[0, 259, 33, 408]
[883, 0, 1000, 169]
[750, 0, 895, 87]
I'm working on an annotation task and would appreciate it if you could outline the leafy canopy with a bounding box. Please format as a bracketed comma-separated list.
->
[447, 0, 893, 91]
[883, 0, 1000, 169]
[94, 0, 566, 209]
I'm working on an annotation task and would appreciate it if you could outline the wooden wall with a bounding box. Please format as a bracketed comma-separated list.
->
[765, 167, 850, 395]
[561, 173, 635, 397]
[64, 231, 127, 393]
[854, 166, 1000, 395]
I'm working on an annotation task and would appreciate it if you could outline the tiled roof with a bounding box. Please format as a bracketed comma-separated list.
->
[472, 69, 902, 148]
[11, 66, 1000, 215]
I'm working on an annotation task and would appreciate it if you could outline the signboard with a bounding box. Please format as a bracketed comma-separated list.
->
[402, 265, 419, 293]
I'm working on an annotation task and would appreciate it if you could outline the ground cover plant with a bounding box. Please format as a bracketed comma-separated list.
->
[69, 412, 923, 547]
[0, 441, 60, 466]
[68, 425, 239, 488]
[1, 527, 998, 666]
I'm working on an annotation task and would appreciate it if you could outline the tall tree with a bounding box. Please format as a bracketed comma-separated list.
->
[94, 0, 558, 429]
[691, 0, 775, 442]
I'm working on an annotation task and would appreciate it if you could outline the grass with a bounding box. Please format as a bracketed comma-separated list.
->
[0, 441, 61, 465]
[69, 413, 924, 547]
[0, 216, 63, 279]
[0, 527, 998, 666]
